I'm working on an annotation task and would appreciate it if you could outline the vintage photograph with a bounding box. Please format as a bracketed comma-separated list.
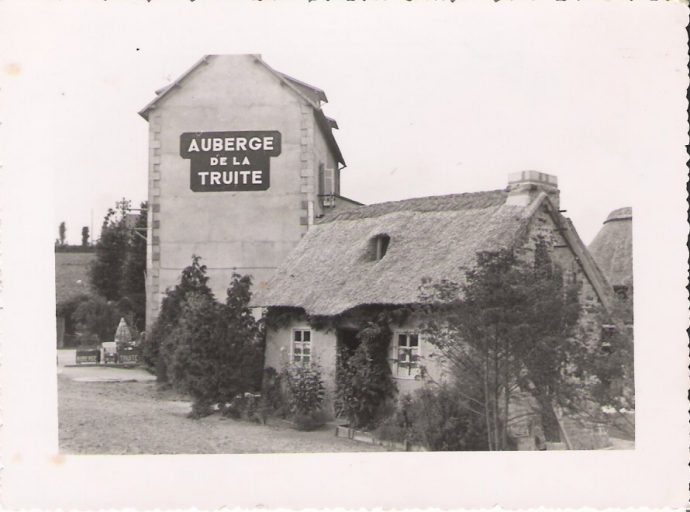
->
[2, 1, 687, 509]
[55, 57, 635, 455]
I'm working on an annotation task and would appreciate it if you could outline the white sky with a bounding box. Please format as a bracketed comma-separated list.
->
[3, 1, 685, 246]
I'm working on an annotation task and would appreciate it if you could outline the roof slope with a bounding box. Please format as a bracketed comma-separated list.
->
[588, 207, 633, 288]
[252, 190, 539, 316]
[55, 252, 95, 304]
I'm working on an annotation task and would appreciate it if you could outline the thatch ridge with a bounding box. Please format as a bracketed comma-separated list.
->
[321, 189, 507, 223]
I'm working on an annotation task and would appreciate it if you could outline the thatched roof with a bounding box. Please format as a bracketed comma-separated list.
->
[252, 190, 548, 316]
[588, 207, 633, 288]
[55, 252, 94, 305]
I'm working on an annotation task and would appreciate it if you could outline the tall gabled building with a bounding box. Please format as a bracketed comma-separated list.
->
[139, 55, 360, 331]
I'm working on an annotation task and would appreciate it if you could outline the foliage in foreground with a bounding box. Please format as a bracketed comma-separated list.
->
[334, 313, 400, 431]
[88, 199, 148, 333]
[147, 257, 265, 417]
[376, 383, 489, 451]
[141, 255, 212, 379]
[418, 241, 584, 450]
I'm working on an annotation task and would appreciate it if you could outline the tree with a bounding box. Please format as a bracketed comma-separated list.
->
[72, 295, 123, 343]
[419, 241, 583, 450]
[90, 201, 132, 301]
[81, 226, 90, 247]
[142, 255, 213, 380]
[164, 272, 265, 417]
[120, 202, 148, 333]
[57, 221, 66, 246]
[89, 199, 147, 321]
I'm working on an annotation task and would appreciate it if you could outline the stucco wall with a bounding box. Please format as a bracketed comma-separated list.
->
[145, 56, 340, 330]
[264, 314, 446, 416]
[264, 323, 338, 413]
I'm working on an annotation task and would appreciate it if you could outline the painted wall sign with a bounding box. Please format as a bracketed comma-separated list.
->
[180, 131, 282, 192]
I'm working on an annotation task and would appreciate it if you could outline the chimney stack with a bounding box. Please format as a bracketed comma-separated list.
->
[506, 171, 560, 209]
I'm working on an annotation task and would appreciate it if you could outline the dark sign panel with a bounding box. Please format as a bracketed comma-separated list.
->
[180, 131, 282, 192]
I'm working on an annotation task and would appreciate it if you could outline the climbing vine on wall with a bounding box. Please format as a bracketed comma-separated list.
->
[333, 307, 411, 430]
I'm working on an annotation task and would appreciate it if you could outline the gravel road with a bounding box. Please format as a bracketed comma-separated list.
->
[58, 358, 385, 455]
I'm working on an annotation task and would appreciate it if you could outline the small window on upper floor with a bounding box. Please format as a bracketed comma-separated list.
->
[374, 234, 390, 261]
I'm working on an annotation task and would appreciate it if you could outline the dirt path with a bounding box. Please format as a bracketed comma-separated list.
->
[58, 375, 386, 455]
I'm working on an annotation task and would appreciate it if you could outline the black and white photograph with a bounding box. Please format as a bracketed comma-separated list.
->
[1, 1, 688, 510]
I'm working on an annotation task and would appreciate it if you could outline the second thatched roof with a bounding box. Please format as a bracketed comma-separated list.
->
[588, 207, 633, 288]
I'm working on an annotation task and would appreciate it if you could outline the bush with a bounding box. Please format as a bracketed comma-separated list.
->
[142, 255, 212, 378]
[376, 384, 488, 451]
[335, 319, 397, 430]
[284, 364, 325, 417]
[163, 272, 265, 417]
[71, 296, 122, 342]
[256, 367, 287, 423]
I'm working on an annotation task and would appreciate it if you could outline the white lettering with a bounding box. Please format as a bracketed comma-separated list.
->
[198, 171, 209, 185]
[210, 172, 221, 185]
[236, 137, 247, 151]
[233, 156, 241, 165]
[201, 139, 212, 152]
[222, 171, 233, 184]
[240, 170, 251, 184]
[252, 171, 262, 184]
[188, 139, 200, 152]
[210, 157, 219, 166]
[234, 171, 238, 184]
[213, 138, 223, 151]
[224, 138, 234, 151]
[242, 157, 250, 165]
[263, 137, 273, 151]
[220, 157, 227, 165]
[249, 137, 262, 150]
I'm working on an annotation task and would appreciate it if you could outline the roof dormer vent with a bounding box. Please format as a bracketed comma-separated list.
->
[372, 234, 390, 261]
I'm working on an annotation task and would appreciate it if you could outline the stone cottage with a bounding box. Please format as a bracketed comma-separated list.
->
[251, 171, 623, 433]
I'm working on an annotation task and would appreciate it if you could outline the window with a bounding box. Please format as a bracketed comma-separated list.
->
[318, 164, 336, 207]
[391, 332, 420, 378]
[368, 234, 390, 261]
[292, 329, 312, 366]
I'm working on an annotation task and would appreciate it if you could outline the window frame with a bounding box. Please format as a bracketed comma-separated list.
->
[291, 328, 312, 367]
[390, 331, 422, 380]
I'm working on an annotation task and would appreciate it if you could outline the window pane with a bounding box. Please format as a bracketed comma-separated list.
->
[409, 334, 419, 347]
[303, 348, 310, 355]
[303, 356, 310, 364]
[398, 334, 407, 346]
[303, 330, 311, 342]
[294, 347, 302, 355]
[294, 331, 302, 342]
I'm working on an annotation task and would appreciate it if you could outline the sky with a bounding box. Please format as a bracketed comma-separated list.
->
[2, 1, 687, 247]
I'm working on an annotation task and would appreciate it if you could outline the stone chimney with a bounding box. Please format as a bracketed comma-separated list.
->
[506, 171, 560, 209]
